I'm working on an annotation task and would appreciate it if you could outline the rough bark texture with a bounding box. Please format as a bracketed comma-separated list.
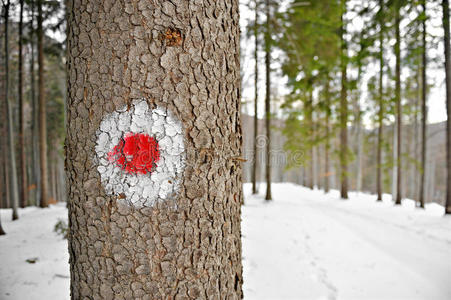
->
[395, 3, 402, 205]
[376, 0, 384, 201]
[18, 0, 27, 208]
[264, 0, 272, 201]
[443, 0, 451, 214]
[66, 1, 243, 299]
[38, 0, 48, 208]
[340, 0, 348, 199]
[419, 0, 427, 209]
[252, 0, 258, 195]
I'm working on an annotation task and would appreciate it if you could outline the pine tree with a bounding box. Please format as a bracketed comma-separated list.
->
[67, 1, 243, 297]
[443, 0, 451, 214]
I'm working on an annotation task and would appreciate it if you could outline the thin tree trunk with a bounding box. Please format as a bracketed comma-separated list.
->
[324, 76, 330, 193]
[394, 2, 402, 205]
[67, 1, 243, 297]
[377, 0, 384, 201]
[29, 0, 39, 206]
[3, 0, 19, 220]
[419, 0, 427, 209]
[18, 0, 27, 208]
[340, 0, 349, 199]
[443, 0, 451, 214]
[265, 0, 272, 201]
[252, 0, 259, 195]
[37, 0, 48, 208]
[0, 208, 5, 235]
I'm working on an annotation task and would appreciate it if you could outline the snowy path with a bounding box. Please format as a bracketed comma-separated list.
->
[242, 183, 451, 300]
[1, 184, 450, 299]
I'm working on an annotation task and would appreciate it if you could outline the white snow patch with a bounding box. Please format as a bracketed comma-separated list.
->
[1, 184, 451, 299]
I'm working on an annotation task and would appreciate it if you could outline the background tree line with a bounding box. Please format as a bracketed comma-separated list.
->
[1, 0, 66, 234]
[242, 0, 451, 214]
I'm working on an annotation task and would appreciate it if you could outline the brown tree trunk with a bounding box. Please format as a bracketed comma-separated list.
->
[29, 0, 39, 206]
[18, 0, 27, 208]
[443, 0, 451, 214]
[419, 0, 427, 209]
[324, 76, 330, 193]
[340, 0, 349, 199]
[376, 0, 384, 201]
[307, 89, 314, 190]
[394, 2, 402, 205]
[252, 0, 259, 195]
[0, 207, 5, 235]
[37, 0, 48, 208]
[265, 0, 272, 201]
[67, 1, 243, 298]
[3, 0, 19, 220]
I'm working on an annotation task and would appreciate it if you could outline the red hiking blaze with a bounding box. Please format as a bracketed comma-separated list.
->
[108, 133, 160, 175]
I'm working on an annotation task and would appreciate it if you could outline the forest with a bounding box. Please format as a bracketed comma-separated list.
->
[0, 0, 450, 299]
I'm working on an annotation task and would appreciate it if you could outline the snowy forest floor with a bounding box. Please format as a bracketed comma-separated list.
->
[1, 183, 451, 300]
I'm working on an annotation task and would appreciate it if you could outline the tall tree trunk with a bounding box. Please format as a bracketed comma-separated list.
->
[376, 0, 384, 201]
[394, 2, 402, 205]
[340, 0, 349, 199]
[29, 0, 39, 206]
[252, 0, 259, 195]
[3, 0, 19, 220]
[37, 0, 48, 208]
[324, 76, 330, 193]
[306, 89, 314, 190]
[443, 0, 451, 214]
[67, 1, 243, 297]
[419, 0, 427, 209]
[18, 0, 27, 208]
[265, 0, 272, 201]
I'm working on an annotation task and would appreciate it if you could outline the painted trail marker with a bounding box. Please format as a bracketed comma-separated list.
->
[95, 100, 185, 207]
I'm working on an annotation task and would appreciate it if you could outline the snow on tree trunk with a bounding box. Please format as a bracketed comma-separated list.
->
[66, 1, 243, 298]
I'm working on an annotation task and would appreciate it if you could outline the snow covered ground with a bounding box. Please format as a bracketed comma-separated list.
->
[1, 183, 450, 299]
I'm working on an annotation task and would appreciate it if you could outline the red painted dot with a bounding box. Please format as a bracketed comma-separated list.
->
[108, 133, 160, 175]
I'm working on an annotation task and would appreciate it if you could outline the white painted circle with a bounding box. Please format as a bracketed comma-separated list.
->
[95, 100, 185, 207]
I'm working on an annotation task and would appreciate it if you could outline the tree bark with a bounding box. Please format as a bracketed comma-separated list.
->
[3, 0, 19, 220]
[394, 2, 402, 205]
[443, 0, 451, 214]
[324, 76, 330, 193]
[37, 0, 48, 208]
[19, 0, 27, 208]
[252, 0, 259, 195]
[265, 0, 272, 201]
[67, 1, 243, 298]
[376, 0, 384, 201]
[29, 0, 39, 206]
[419, 0, 427, 209]
[340, 0, 349, 199]
[0, 209, 5, 235]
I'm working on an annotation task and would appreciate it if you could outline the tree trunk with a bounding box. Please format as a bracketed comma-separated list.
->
[18, 0, 27, 208]
[66, 1, 243, 298]
[29, 0, 39, 206]
[394, 2, 402, 205]
[0, 210, 5, 235]
[443, 0, 451, 214]
[252, 0, 259, 195]
[37, 0, 48, 208]
[265, 0, 272, 201]
[340, 0, 349, 199]
[4, 0, 19, 220]
[419, 0, 427, 209]
[324, 76, 330, 193]
[376, 0, 384, 201]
